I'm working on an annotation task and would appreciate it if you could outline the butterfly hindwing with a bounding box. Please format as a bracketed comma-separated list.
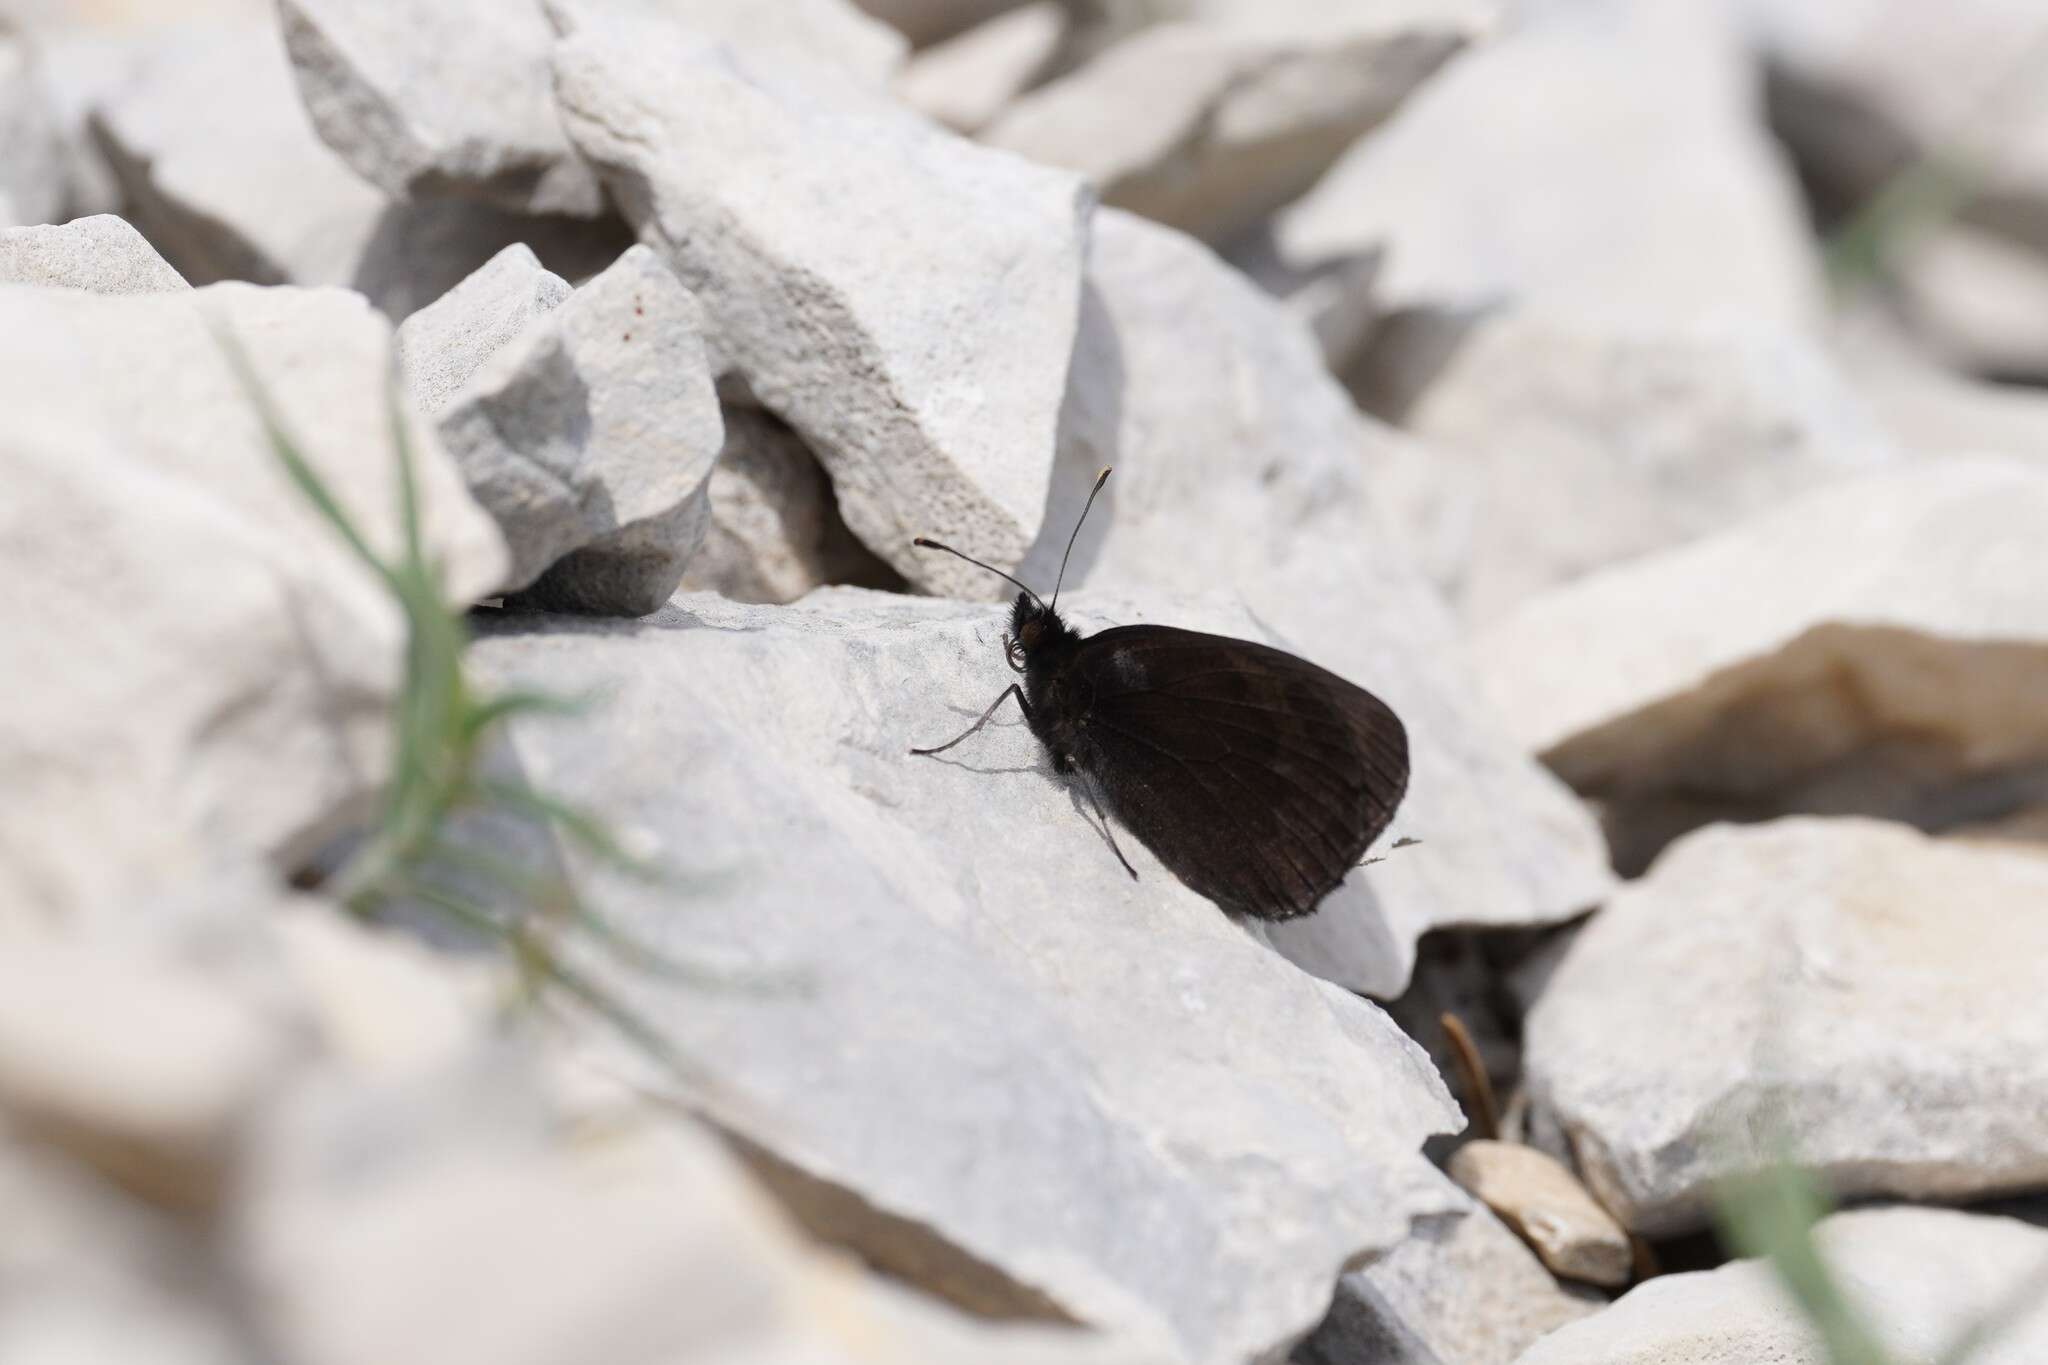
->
[1060, 626, 1408, 920]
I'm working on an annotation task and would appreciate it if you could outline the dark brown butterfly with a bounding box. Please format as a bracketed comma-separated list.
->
[911, 469, 1409, 921]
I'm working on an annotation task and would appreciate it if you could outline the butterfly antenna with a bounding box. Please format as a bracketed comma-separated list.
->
[911, 538, 1045, 609]
[1049, 467, 1112, 613]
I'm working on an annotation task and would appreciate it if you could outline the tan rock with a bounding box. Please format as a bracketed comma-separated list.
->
[1478, 458, 2048, 872]
[1447, 1140, 1631, 1288]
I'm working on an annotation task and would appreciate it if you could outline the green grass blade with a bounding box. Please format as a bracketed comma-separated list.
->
[211, 322, 396, 590]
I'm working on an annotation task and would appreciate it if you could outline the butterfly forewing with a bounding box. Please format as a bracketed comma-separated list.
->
[1064, 626, 1408, 920]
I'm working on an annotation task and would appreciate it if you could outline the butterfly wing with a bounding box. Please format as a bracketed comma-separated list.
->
[1063, 625, 1408, 921]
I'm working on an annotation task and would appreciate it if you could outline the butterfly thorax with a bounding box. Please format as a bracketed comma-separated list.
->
[1010, 594, 1090, 771]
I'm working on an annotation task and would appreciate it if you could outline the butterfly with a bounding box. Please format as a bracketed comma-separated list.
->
[910, 469, 1410, 921]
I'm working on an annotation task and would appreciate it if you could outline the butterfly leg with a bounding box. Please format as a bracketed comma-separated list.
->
[1078, 767, 1139, 881]
[910, 683, 1031, 757]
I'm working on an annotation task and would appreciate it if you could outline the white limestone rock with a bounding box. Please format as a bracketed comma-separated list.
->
[0, 38, 65, 226]
[279, 0, 606, 217]
[0, 934, 295, 1205]
[1026, 209, 1613, 997]
[1751, 0, 2048, 259]
[669, 0, 909, 87]
[1525, 819, 2048, 1235]
[1515, 1206, 2048, 1364]
[983, 8, 1477, 246]
[680, 407, 903, 604]
[1393, 311, 1900, 626]
[468, 588, 1463, 1365]
[1885, 223, 2048, 383]
[399, 244, 724, 614]
[551, 2, 1090, 598]
[1477, 459, 2048, 872]
[88, 23, 388, 286]
[895, 0, 1064, 134]
[0, 1140, 253, 1365]
[0, 212, 187, 292]
[241, 1072, 1160, 1365]
[0, 281, 507, 920]
[87, 21, 631, 315]
[1276, 8, 1821, 332]
[856, 0, 1030, 48]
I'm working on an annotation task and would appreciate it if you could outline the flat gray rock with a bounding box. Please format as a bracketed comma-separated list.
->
[1302, 1174, 1600, 1365]
[0, 213, 189, 293]
[280, 0, 607, 217]
[551, 3, 1090, 598]
[0, 281, 506, 920]
[1515, 1206, 2048, 1364]
[983, 8, 1477, 245]
[1477, 458, 2048, 872]
[1525, 818, 2048, 1235]
[1390, 311, 1900, 627]
[469, 588, 1462, 1365]
[399, 244, 723, 613]
[1024, 209, 1613, 997]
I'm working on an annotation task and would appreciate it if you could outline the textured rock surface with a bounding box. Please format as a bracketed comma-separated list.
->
[681, 0, 910, 87]
[1516, 1206, 2048, 1365]
[1277, 9, 1821, 331]
[1, 39, 65, 227]
[1393, 311, 1899, 625]
[1027, 209, 1613, 997]
[552, 3, 1089, 598]
[984, 9, 1475, 245]
[279, 0, 606, 217]
[1446, 1140, 1631, 1288]
[241, 1050, 1162, 1365]
[470, 588, 1462, 1365]
[896, 0, 1064, 134]
[89, 23, 388, 286]
[0, 281, 506, 919]
[680, 407, 904, 605]
[399, 244, 723, 613]
[87, 21, 631, 315]
[1479, 459, 2048, 872]
[0, 213, 189, 292]
[1302, 1176, 1600, 1365]
[1526, 819, 2048, 1235]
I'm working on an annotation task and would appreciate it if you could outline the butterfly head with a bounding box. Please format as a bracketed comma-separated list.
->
[1006, 592, 1076, 672]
